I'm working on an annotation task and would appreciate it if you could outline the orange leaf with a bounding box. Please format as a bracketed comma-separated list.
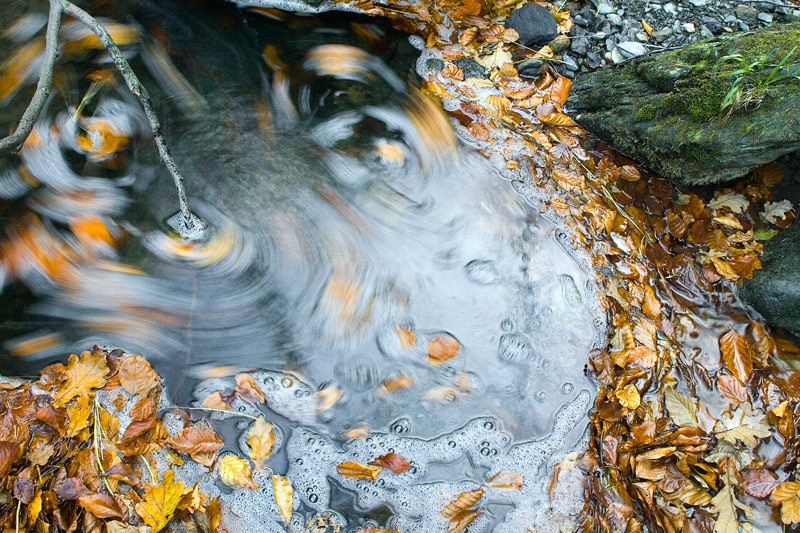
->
[51, 351, 109, 407]
[486, 470, 523, 490]
[118, 355, 157, 397]
[538, 112, 577, 127]
[428, 334, 460, 365]
[550, 76, 572, 107]
[369, 453, 410, 474]
[166, 425, 223, 456]
[449, 509, 481, 532]
[272, 475, 293, 525]
[717, 373, 748, 405]
[441, 488, 483, 518]
[337, 461, 383, 481]
[235, 373, 265, 404]
[719, 329, 754, 383]
[78, 493, 123, 519]
[247, 416, 275, 466]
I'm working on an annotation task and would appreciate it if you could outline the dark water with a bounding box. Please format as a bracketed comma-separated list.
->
[0, 1, 604, 529]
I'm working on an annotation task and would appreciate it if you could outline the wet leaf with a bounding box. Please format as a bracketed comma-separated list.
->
[0, 441, 21, 477]
[51, 351, 109, 407]
[664, 387, 698, 428]
[740, 469, 777, 499]
[78, 493, 124, 519]
[442, 63, 464, 80]
[118, 354, 158, 397]
[714, 402, 771, 446]
[247, 416, 274, 467]
[135, 470, 186, 532]
[761, 200, 795, 228]
[486, 470, 523, 490]
[550, 76, 572, 107]
[166, 425, 223, 456]
[219, 455, 258, 489]
[272, 475, 293, 525]
[369, 453, 410, 474]
[448, 509, 481, 532]
[65, 394, 92, 437]
[337, 461, 383, 480]
[441, 488, 483, 518]
[13, 477, 34, 504]
[716, 373, 747, 405]
[344, 424, 370, 439]
[476, 44, 512, 70]
[317, 384, 342, 412]
[719, 329, 753, 383]
[234, 373, 265, 404]
[538, 112, 577, 127]
[780, 495, 800, 524]
[708, 193, 748, 214]
[55, 478, 90, 500]
[428, 334, 460, 365]
[616, 383, 641, 409]
[202, 390, 232, 410]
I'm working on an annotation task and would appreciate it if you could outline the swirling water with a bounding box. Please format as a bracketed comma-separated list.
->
[0, 2, 604, 529]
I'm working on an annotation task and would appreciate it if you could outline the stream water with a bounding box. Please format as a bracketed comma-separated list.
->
[0, 1, 607, 530]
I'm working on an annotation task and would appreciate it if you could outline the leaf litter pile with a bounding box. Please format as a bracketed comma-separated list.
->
[2, 0, 800, 532]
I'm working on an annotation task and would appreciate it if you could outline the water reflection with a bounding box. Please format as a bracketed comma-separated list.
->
[0, 3, 603, 529]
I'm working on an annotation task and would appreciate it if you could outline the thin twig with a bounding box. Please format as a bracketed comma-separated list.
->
[0, 0, 63, 154]
[60, 1, 194, 228]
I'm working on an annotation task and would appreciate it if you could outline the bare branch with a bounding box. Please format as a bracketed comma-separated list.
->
[61, 0, 194, 228]
[0, 0, 64, 154]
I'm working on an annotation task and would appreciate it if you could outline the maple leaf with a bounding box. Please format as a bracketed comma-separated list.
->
[219, 455, 258, 489]
[771, 482, 800, 524]
[134, 470, 187, 532]
[247, 416, 275, 467]
[664, 387, 698, 428]
[272, 475, 293, 525]
[337, 461, 383, 481]
[51, 351, 109, 407]
[369, 453, 410, 474]
[118, 355, 158, 396]
[714, 402, 771, 446]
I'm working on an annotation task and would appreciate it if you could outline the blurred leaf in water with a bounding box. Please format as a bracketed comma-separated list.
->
[247, 416, 275, 467]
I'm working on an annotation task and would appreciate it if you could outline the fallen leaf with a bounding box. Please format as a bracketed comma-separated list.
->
[79, 493, 124, 519]
[428, 334, 460, 365]
[135, 470, 186, 532]
[441, 488, 483, 518]
[708, 193, 748, 214]
[272, 475, 293, 525]
[476, 44, 512, 70]
[13, 478, 34, 504]
[317, 385, 342, 412]
[719, 329, 754, 383]
[448, 509, 481, 532]
[550, 76, 572, 107]
[219, 455, 258, 489]
[203, 390, 232, 411]
[51, 351, 109, 407]
[337, 461, 383, 481]
[761, 200, 795, 228]
[714, 402, 771, 446]
[166, 425, 223, 456]
[55, 478, 91, 500]
[0, 441, 21, 477]
[486, 470, 523, 490]
[118, 354, 158, 397]
[247, 416, 274, 467]
[740, 469, 777, 499]
[716, 373, 747, 405]
[615, 383, 641, 409]
[234, 373, 265, 404]
[369, 453, 410, 474]
[344, 424, 370, 439]
[538, 112, 577, 127]
[664, 387, 698, 428]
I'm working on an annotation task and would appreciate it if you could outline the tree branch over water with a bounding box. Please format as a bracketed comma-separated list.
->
[0, 0, 196, 230]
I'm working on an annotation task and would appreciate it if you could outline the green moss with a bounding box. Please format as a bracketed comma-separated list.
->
[633, 103, 657, 122]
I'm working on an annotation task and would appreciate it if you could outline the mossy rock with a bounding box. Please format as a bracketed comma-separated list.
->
[739, 223, 800, 334]
[570, 23, 800, 186]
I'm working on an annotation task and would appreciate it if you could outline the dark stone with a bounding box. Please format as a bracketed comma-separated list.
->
[740, 222, 800, 333]
[571, 36, 590, 56]
[700, 16, 721, 34]
[569, 23, 800, 186]
[452, 57, 488, 79]
[518, 58, 543, 78]
[425, 58, 445, 72]
[505, 3, 559, 48]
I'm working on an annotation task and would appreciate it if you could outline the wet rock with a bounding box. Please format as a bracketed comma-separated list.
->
[570, 36, 590, 55]
[740, 223, 800, 334]
[569, 23, 800, 186]
[682, 22, 696, 33]
[607, 13, 623, 26]
[735, 4, 759, 22]
[702, 16, 723, 35]
[549, 34, 571, 53]
[453, 57, 488, 79]
[652, 27, 674, 42]
[700, 24, 715, 38]
[689, 0, 707, 6]
[758, 12, 773, 24]
[517, 58, 543, 78]
[505, 3, 559, 48]
[616, 41, 647, 58]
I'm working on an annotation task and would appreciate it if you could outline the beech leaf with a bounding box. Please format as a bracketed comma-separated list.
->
[486, 470, 523, 490]
[441, 488, 483, 518]
[272, 474, 293, 525]
[719, 329, 754, 383]
[118, 354, 158, 396]
[247, 416, 275, 466]
[166, 425, 223, 456]
[368, 452, 410, 474]
[337, 461, 383, 481]
[219, 455, 258, 489]
[664, 387, 698, 428]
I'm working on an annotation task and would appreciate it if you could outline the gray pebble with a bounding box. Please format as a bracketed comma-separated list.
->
[757, 12, 773, 23]
[570, 37, 590, 55]
[607, 13, 624, 26]
[651, 27, 674, 42]
[699, 24, 715, 38]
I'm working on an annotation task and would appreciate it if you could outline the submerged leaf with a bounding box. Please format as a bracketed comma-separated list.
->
[272, 475, 293, 525]
[719, 329, 754, 383]
[664, 387, 698, 428]
[247, 416, 275, 467]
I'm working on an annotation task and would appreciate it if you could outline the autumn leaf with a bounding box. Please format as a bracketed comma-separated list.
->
[203, 390, 232, 410]
[272, 475, 293, 525]
[664, 387, 698, 428]
[166, 425, 223, 461]
[615, 384, 640, 409]
[428, 334, 460, 365]
[51, 351, 109, 407]
[716, 373, 747, 405]
[772, 482, 800, 524]
[719, 329, 754, 383]
[538, 112, 577, 127]
[0, 442, 21, 477]
[337, 461, 383, 481]
[740, 469, 778, 499]
[486, 470, 523, 490]
[78, 493, 124, 519]
[369, 453, 410, 474]
[714, 402, 771, 446]
[219, 455, 258, 489]
[118, 354, 158, 397]
[761, 200, 796, 227]
[247, 416, 274, 466]
[65, 394, 92, 437]
[476, 44, 512, 70]
[710, 473, 754, 533]
[55, 478, 91, 500]
[317, 385, 342, 412]
[13, 478, 34, 504]
[550, 76, 572, 107]
[234, 373, 265, 404]
[441, 488, 483, 518]
[135, 470, 186, 532]
[449, 509, 481, 532]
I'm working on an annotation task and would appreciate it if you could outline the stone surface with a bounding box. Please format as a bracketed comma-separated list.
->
[549, 34, 571, 53]
[569, 23, 800, 186]
[735, 4, 759, 22]
[505, 3, 559, 48]
[740, 223, 800, 333]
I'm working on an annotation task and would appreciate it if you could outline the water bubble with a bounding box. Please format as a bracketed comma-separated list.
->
[390, 418, 411, 434]
[561, 382, 574, 394]
[536, 390, 547, 402]
[483, 421, 494, 430]
[281, 377, 293, 388]
[560, 274, 583, 308]
[500, 319, 513, 332]
[309, 494, 319, 503]
[463, 259, 500, 285]
[497, 333, 535, 364]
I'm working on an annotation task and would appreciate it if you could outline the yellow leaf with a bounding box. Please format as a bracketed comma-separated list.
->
[219, 455, 258, 489]
[538, 113, 577, 127]
[317, 385, 342, 412]
[134, 470, 186, 533]
[272, 475, 293, 525]
[641, 19, 653, 36]
[781, 495, 800, 524]
[52, 351, 109, 407]
[713, 215, 744, 230]
[771, 481, 800, 504]
[337, 461, 383, 481]
[615, 384, 641, 409]
[118, 355, 158, 397]
[66, 394, 92, 437]
[247, 416, 274, 466]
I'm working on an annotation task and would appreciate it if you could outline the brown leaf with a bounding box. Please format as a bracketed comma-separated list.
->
[615, 383, 641, 409]
[0, 441, 21, 477]
[235, 374, 265, 404]
[717, 373, 748, 405]
[202, 390, 232, 411]
[55, 478, 90, 500]
[166, 425, 223, 456]
[719, 329, 754, 383]
[51, 351, 109, 407]
[119, 355, 158, 397]
[428, 334, 461, 365]
[369, 453, 410, 474]
[486, 470, 523, 490]
[13, 477, 34, 504]
[337, 461, 383, 481]
[129, 395, 157, 422]
[549, 76, 572, 107]
[78, 493, 124, 519]
[448, 509, 481, 532]
[538, 112, 577, 127]
[468, 123, 490, 142]
[441, 488, 483, 518]
[740, 469, 778, 499]
[442, 63, 464, 81]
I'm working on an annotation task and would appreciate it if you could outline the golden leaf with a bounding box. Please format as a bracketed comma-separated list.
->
[134, 470, 186, 533]
[719, 329, 754, 383]
[615, 384, 641, 409]
[713, 215, 744, 231]
[458, 27, 477, 46]
[486, 470, 523, 490]
[642, 19, 653, 36]
[65, 394, 92, 437]
[442, 63, 464, 81]
[234, 373, 265, 404]
[219, 455, 258, 489]
[378, 374, 414, 396]
[781, 496, 800, 524]
[664, 387, 698, 428]
[117, 354, 158, 397]
[51, 351, 109, 407]
[166, 425, 223, 460]
[272, 475, 293, 525]
[345, 424, 370, 439]
[337, 461, 383, 481]
[202, 390, 232, 411]
[772, 481, 800, 504]
[476, 45, 512, 70]
[549, 76, 572, 107]
[538, 112, 577, 127]
[428, 334, 460, 365]
[247, 416, 274, 466]
[377, 143, 405, 163]
[441, 488, 483, 518]
[449, 509, 481, 532]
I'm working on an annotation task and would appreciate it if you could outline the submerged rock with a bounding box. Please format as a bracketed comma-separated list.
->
[740, 223, 800, 334]
[569, 23, 800, 186]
